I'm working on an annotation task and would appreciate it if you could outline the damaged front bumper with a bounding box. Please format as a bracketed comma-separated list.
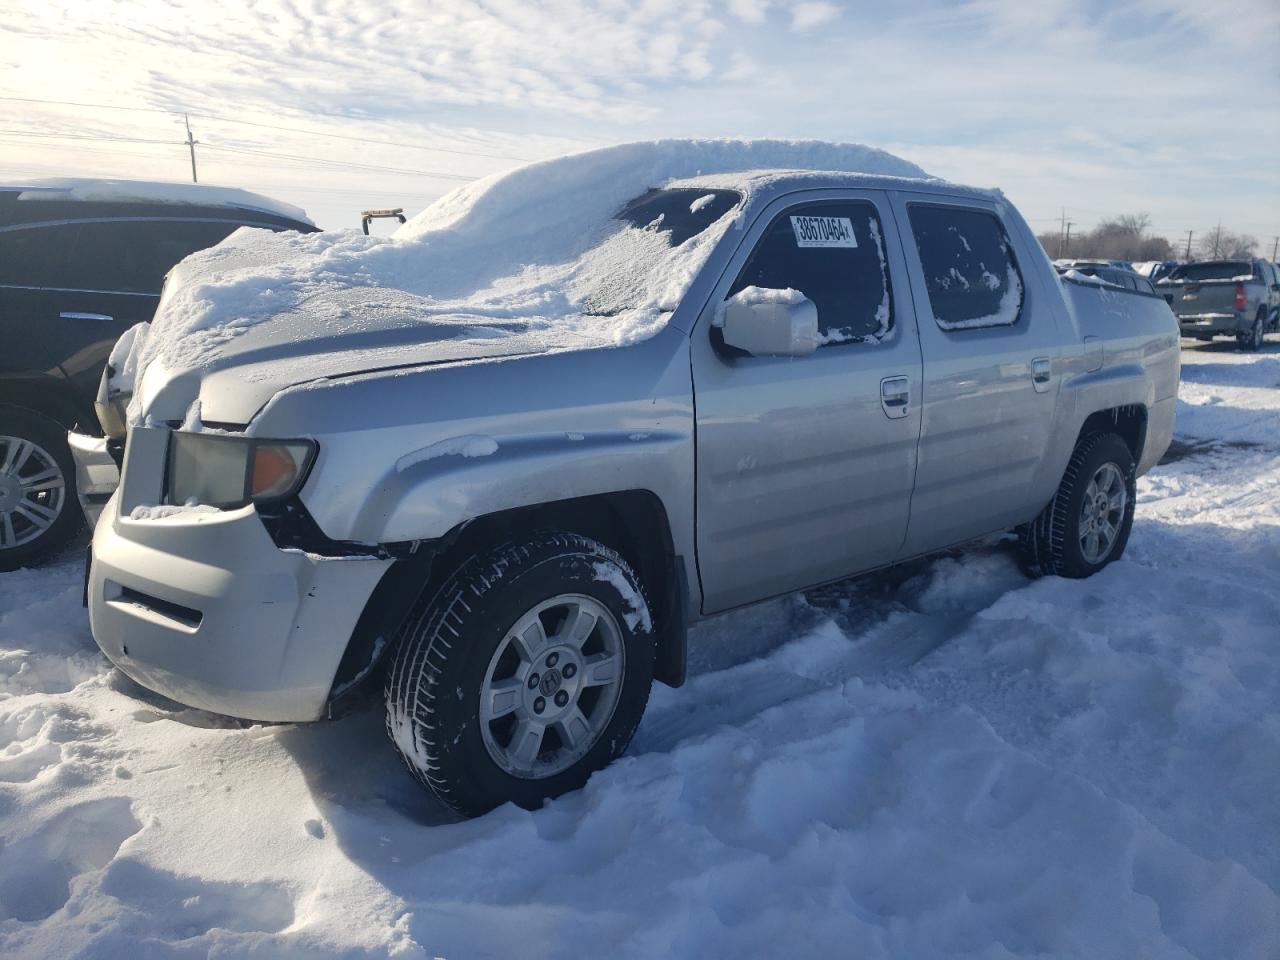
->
[88, 493, 392, 722]
[68, 431, 121, 530]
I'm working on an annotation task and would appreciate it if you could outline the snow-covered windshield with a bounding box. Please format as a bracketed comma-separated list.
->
[580, 188, 740, 316]
[1164, 261, 1252, 282]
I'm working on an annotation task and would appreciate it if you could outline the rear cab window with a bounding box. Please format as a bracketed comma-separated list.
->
[1164, 261, 1253, 283]
[727, 200, 894, 345]
[907, 204, 1023, 330]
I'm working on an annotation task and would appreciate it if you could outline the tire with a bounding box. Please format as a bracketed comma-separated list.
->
[385, 531, 656, 817]
[0, 409, 83, 571]
[1018, 432, 1136, 579]
[1237, 311, 1265, 351]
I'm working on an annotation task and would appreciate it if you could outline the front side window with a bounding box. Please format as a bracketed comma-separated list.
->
[908, 205, 1023, 330]
[727, 201, 893, 344]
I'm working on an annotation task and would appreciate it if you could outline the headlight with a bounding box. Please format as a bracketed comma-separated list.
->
[167, 433, 316, 508]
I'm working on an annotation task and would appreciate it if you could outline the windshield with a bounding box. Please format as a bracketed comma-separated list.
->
[579, 188, 741, 316]
[1164, 261, 1253, 282]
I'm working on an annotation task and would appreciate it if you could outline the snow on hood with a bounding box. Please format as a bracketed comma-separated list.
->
[125, 139, 929, 424]
[15, 177, 312, 225]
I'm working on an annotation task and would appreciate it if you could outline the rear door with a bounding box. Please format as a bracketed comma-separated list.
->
[892, 194, 1067, 554]
[691, 190, 923, 612]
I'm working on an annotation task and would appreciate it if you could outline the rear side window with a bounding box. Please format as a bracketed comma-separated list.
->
[0, 225, 73, 287]
[908, 205, 1023, 330]
[65, 220, 246, 294]
[728, 201, 893, 344]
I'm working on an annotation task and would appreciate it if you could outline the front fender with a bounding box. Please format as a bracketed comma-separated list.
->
[360, 429, 690, 544]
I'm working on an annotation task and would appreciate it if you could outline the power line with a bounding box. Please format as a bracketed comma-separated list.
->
[199, 143, 477, 181]
[0, 95, 174, 115]
[188, 111, 536, 162]
[0, 94, 543, 164]
[0, 128, 183, 146]
[0, 123, 481, 182]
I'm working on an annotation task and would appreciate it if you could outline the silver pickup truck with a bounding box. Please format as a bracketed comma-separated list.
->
[1155, 258, 1280, 350]
[77, 143, 1179, 816]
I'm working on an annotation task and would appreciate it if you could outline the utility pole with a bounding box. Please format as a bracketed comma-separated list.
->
[1063, 221, 1073, 257]
[1184, 230, 1194, 260]
[1271, 235, 1278, 261]
[183, 114, 199, 183]
[1058, 208, 1067, 258]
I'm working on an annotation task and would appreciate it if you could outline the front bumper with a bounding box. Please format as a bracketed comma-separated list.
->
[68, 431, 120, 530]
[1177, 312, 1247, 336]
[88, 494, 392, 722]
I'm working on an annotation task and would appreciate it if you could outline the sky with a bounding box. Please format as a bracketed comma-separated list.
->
[1, 0, 1277, 248]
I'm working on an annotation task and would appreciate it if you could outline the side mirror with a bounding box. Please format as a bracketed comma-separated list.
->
[719, 288, 819, 358]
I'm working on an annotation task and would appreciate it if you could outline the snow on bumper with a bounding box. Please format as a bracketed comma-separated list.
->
[88, 495, 391, 722]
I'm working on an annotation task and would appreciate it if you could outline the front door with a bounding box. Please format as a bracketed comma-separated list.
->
[691, 192, 923, 613]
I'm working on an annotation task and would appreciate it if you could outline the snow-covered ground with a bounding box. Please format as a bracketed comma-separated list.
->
[1, 340, 1277, 959]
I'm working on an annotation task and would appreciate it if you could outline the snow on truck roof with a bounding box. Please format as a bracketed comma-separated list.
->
[127, 139, 949, 408]
[9, 177, 313, 225]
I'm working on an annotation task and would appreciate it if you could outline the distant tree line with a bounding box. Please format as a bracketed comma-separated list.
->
[1036, 214, 1259, 262]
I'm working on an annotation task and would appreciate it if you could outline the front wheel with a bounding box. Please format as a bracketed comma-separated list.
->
[385, 531, 656, 817]
[1018, 432, 1136, 579]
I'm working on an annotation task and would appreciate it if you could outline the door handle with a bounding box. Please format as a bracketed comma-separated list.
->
[60, 311, 115, 322]
[880, 376, 910, 419]
[1031, 357, 1052, 393]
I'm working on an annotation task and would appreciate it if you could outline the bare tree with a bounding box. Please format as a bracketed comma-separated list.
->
[1036, 213, 1173, 261]
[1197, 225, 1257, 259]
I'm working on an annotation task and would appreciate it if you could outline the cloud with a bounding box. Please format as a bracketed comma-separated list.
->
[1, 0, 1275, 238]
[727, 0, 770, 23]
[789, 2, 840, 31]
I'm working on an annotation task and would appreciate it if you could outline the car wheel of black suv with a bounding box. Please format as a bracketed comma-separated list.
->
[1238, 310, 1265, 351]
[0, 409, 83, 571]
[385, 531, 656, 818]
[1018, 432, 1136, 580]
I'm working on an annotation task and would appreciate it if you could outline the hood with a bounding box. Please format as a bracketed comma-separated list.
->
[125, 138, 930, 428]
[132, 285, 584, 425]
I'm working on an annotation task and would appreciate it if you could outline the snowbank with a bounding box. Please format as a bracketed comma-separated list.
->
[123, 139, 929, 423]
[15, 177, 311, 225]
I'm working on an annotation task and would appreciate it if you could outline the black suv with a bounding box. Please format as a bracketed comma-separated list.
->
[0, 180, 316, 568]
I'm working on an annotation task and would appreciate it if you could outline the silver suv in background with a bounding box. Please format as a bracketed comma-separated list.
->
[1155, 258, 1280, 349]
[79, 146, 1180, 817]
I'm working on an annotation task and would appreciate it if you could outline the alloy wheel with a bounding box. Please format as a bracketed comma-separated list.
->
[1078, 461, 1126, 564]
[479, 593, 625, 779]
[0, 435, 66, 550]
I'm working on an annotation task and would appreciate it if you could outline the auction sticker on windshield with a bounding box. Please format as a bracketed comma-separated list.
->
[791, 215, 857, 248]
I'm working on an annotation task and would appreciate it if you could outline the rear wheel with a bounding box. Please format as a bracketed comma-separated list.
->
[0, 410, 82, 570]
[1018, 432, 1136, 579]
[1238, 310, 1265, 351]
[385, 531, 656, 817]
